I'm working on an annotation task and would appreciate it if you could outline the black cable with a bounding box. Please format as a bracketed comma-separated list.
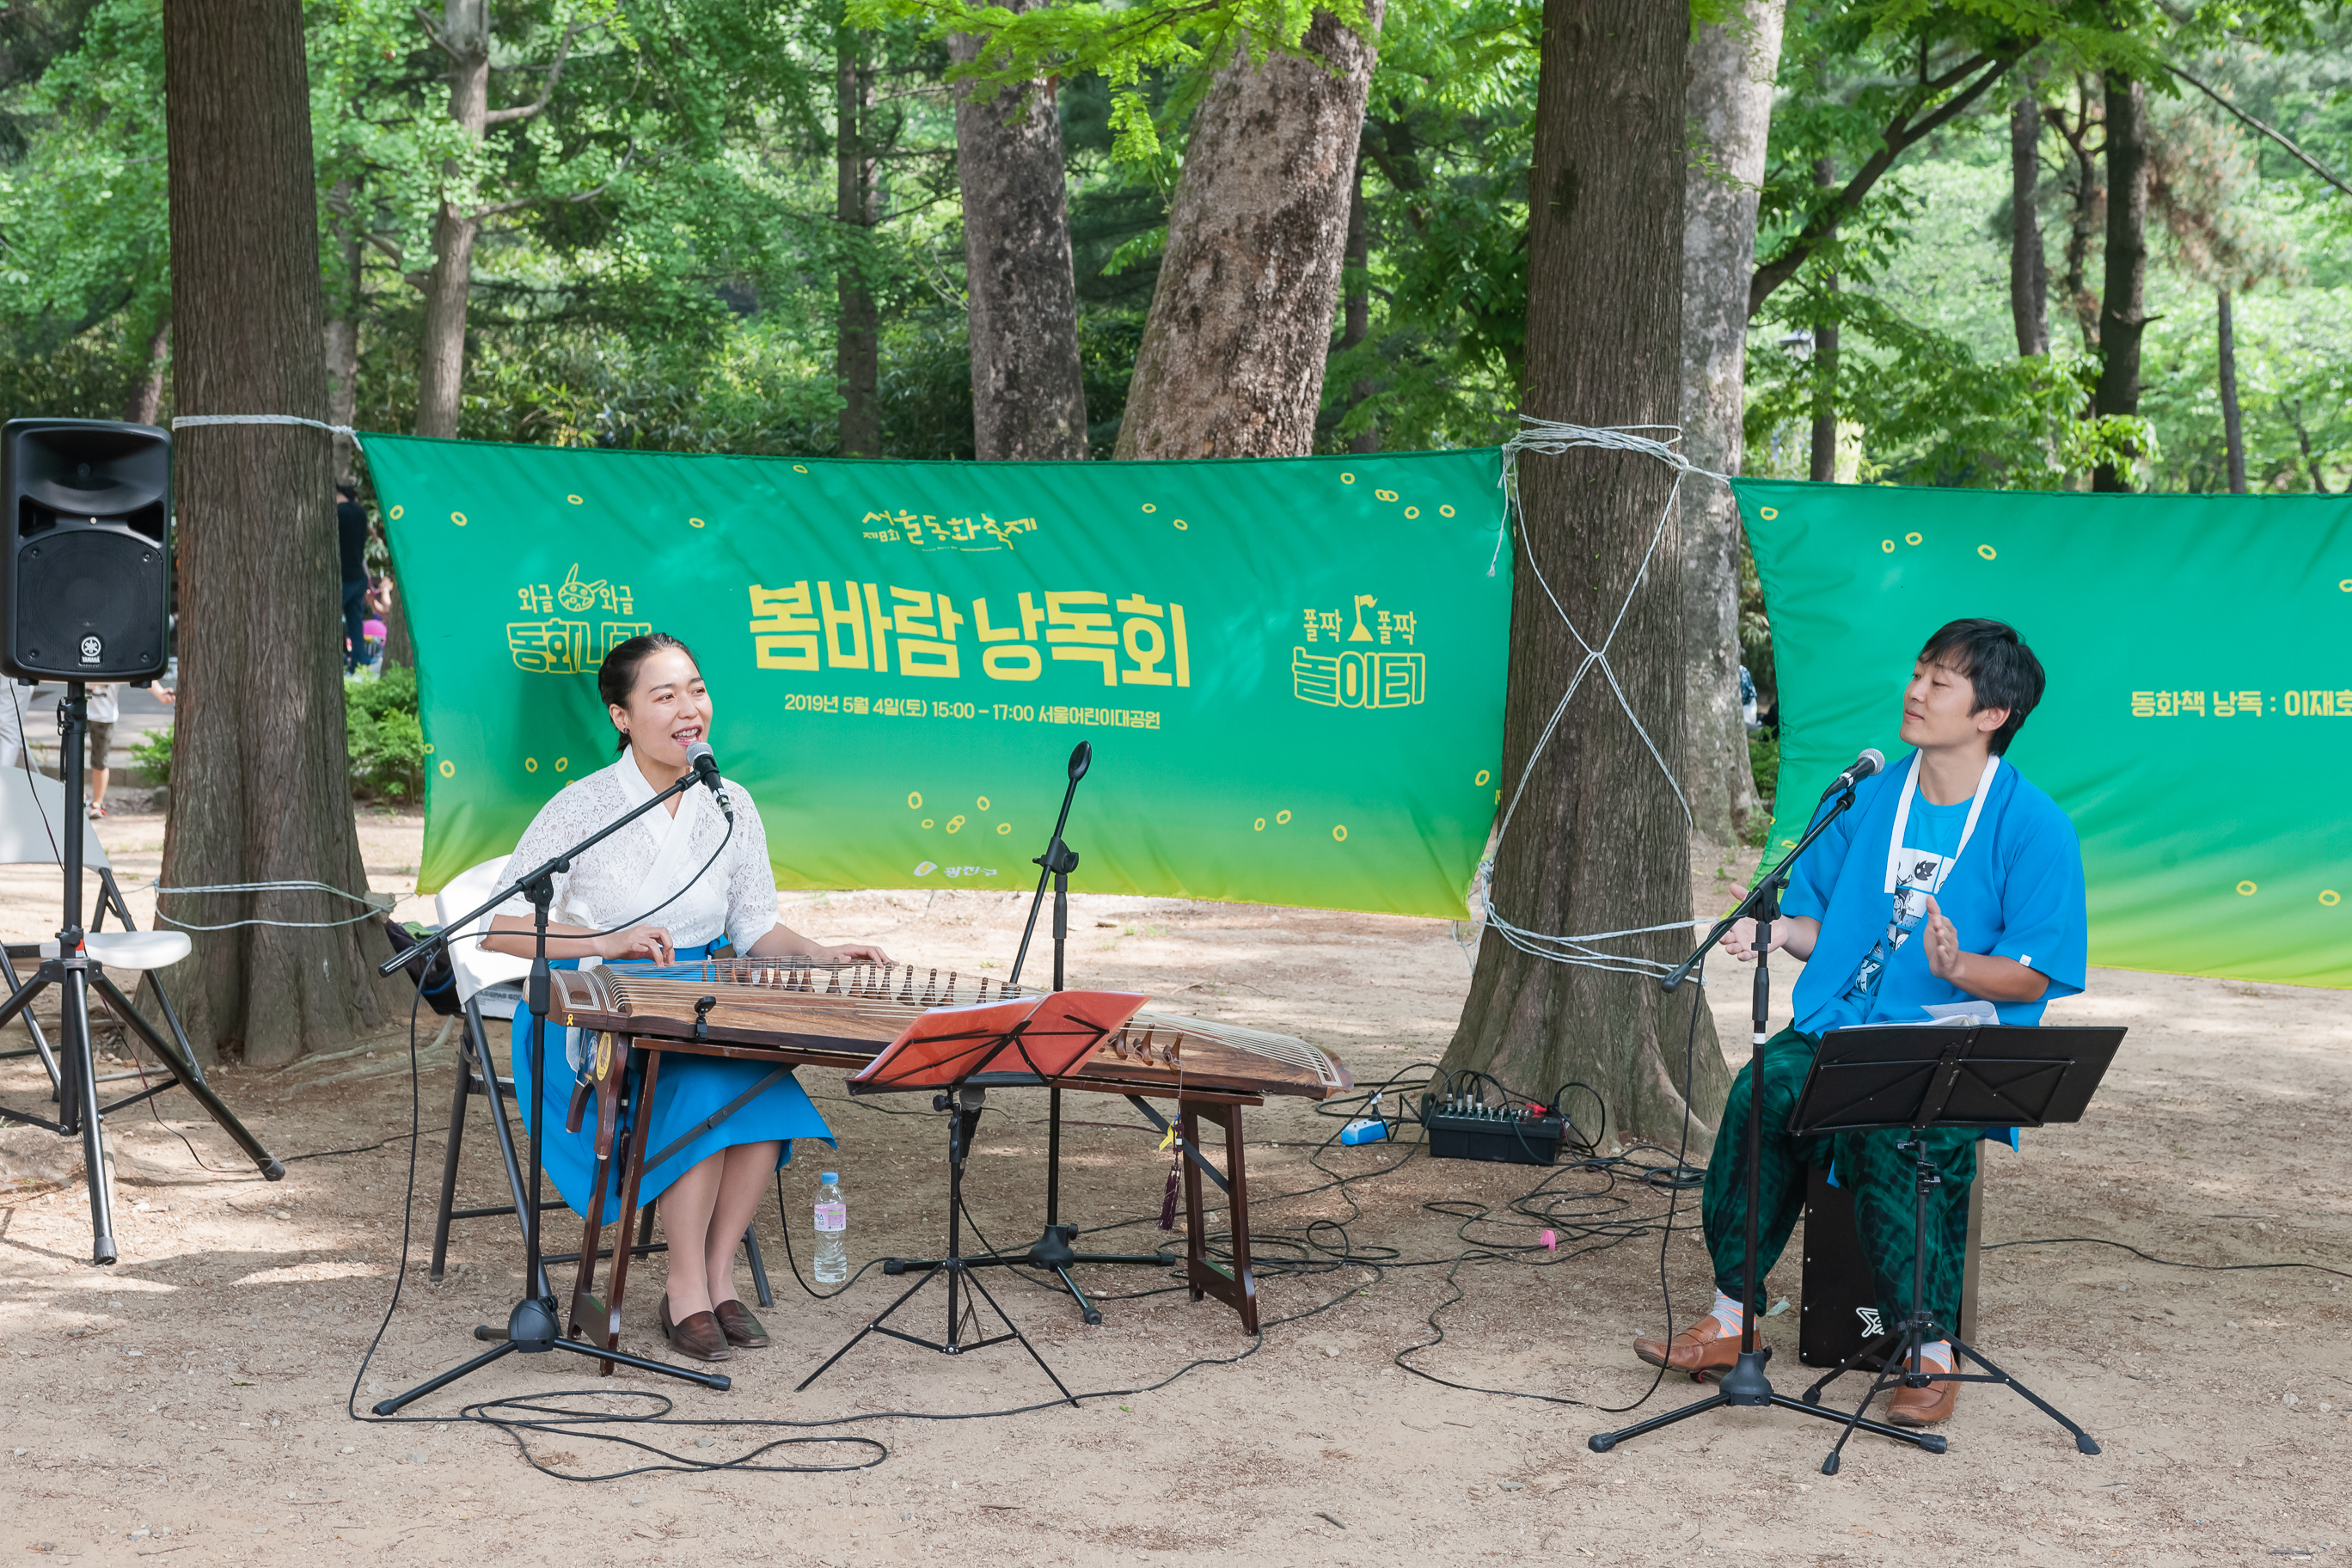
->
[1981, 1234, 2352, 1280]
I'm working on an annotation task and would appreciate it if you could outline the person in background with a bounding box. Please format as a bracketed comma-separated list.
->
[338, 481, 371, 673]
[84, 682, 116, 818]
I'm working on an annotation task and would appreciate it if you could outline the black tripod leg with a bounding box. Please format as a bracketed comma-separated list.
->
[65, 969, 115, 1265]
[1590, 1392, 1734, 1452]
[1948, 1336, 2100, 1455]
[430, 1026, 477, 1280]
[1803, 1330, 1896, 1405]
[372, 1339, 519, 1415]
[0, 956, 60, 1093]
[92, 971, 281, 1179]
[959, 1265, 1076, 1406]
[1053, 1265, 1101, 1327]
[798, 1264, 946, 1393]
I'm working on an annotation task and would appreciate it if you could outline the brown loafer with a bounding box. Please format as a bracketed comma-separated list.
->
[1887, 1369, 1959, 1425]
[712, 1299, 769, 1349]
[1633, 1312, 1743, 1375]
[658, 1294, 733, 1363]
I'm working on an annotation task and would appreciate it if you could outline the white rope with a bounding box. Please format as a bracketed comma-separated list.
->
[147, 879, 392, 932]
[1474, 416, 1735, 977]
[170, 414, 361, 438]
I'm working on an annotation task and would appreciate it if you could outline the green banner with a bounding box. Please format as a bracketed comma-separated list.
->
[364, 436, 1511, 917]
[1736, 479, 2351, 990]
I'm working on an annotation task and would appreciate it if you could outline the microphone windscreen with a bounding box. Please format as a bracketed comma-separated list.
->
[1857, 746, 1885, 778]
[685, 739, 719, 776]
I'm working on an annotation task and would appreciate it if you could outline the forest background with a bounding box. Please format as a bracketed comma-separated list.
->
[3, 0, 2348, 1093]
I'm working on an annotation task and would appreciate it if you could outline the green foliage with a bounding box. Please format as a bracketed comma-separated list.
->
[346, 667, 426, 804]
[129, 722, 169, 787]
[1745, 732, 1780, 842]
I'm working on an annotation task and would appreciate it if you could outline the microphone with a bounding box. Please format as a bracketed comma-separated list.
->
[683, 739, 732, 820]
[1825, 747, 1885, 796]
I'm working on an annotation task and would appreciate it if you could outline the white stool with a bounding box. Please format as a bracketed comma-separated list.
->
[38, 930, 193, 970]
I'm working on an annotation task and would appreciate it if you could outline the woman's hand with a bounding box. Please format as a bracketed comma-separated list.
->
[597, 924, 675, 964]
[1718, 912, 1819, 965]
[821, 940, 891, 966]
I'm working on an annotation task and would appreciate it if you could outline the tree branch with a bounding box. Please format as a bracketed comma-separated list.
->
[412, 5, 457, 60]
[484, 20, 585, 126]
[1748, 51, 2021, 320]
[2169, 62, 2352, 200]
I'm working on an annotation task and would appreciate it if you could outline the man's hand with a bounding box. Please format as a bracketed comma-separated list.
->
[1719, 913, 1819, 965]
[1920, 896, 1963, 980]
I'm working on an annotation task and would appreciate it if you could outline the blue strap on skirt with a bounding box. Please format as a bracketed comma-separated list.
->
[509, 942, 835, 1216]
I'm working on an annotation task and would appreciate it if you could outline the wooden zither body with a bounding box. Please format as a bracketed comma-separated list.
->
[547, 958, 1351, 1359]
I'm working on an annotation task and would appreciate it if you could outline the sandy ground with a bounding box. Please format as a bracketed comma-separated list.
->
[1, 812, 2347, 1565]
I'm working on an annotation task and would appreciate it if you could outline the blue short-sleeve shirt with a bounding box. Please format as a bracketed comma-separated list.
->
[1779, 751, 2087, 1032]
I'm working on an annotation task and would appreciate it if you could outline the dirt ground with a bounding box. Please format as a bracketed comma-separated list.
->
[1, 810, 2346, 1566]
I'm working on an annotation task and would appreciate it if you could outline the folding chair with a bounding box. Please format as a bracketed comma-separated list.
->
[425, 858, 771, 1307]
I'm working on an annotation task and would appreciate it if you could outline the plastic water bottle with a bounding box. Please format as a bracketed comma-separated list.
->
[812, 1173, 848, 1284]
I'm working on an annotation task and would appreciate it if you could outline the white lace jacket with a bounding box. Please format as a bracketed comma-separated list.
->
[494, 750, 780, 955]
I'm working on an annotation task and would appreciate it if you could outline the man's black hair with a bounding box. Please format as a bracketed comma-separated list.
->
[335, 482, 357, 500]
[1919, 618, 2043, 755]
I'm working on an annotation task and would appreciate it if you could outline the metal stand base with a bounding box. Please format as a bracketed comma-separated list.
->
[371, 1294, 729, 1415]
[885, 1223, 1173, 1328]
[1589, 1349, 1943, 1457]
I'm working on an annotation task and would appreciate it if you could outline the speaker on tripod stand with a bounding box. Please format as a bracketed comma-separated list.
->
[0, 419, 280, 1265]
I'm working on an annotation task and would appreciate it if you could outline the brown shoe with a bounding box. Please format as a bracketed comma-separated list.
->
[712, 1299, 769, 1349]
[1633, 1312, 1743, 1375]
[658, 1294, 734, 1363]
[1887, 1368, 1959, 1425]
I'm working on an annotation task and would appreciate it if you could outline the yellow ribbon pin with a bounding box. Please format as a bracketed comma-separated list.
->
[1157, 1125, 1177, 1153]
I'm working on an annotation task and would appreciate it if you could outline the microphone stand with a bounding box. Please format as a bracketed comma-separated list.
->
[368, 767, 732, 1415]
[886, 742, 1171, 1325]
[1589, 772, 1939, 1458]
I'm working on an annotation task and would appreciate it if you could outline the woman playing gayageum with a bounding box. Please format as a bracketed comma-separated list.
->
[484, 634, 888, 1362]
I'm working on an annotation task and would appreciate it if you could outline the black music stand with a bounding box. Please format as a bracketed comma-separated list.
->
[796, 989, 1146, 1403]
[1791, 1021, 2123, 1474]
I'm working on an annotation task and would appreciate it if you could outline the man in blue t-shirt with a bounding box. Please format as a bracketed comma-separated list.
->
[1632, 618, 2086, 1428]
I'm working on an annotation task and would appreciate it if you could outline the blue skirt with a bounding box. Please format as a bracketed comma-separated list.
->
[509, 952, 834, 1216]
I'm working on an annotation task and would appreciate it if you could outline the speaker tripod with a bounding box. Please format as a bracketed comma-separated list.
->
[0, 682, 281, 1263]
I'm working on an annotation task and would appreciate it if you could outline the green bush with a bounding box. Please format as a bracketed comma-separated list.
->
[130, 724, 172, 786]
[346, 666, 425, 803]
[1744, 732, 1781, 848]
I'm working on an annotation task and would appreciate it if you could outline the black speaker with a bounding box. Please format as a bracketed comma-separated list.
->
[0, 418, 172, 681]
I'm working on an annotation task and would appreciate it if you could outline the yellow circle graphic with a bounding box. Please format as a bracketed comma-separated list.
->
[1474, 769, 1491, 786]
[1403, 505, 1420, 519]
[907, 791, 922, 809]
[1141, 502, 1157, 513]
[976, 795, 990, 811]
[1341, 473, 1357, 485]
[1253, 818, 1266, 831]
[2320, 889, 2341, 906]
[567, 494, 583, 505]
[1759, 506, 1779, 520]
[2340, 579, 2352, 592]
[1881, 539, 1895, 553]
[1439, 504, 1456, 518]
[1332, 824, 1348, 842]
[1173, 519, 1189, 530]
[996, 822, 1011, 835]
[423, 742, 434, 755]
[438, 760, 455, 778]
[388, 505, 404, 521]
[1375, 488, 1399, 503]
[1978, 544, 1998, 560]
[793, 463, 809, 474]
[1275, 809, 1291, 824]
[450, 511, 468, 527]
[524, 757, 538, 773]
[688, 517, 706, 529]
[921, 818, 934, 830]
[554, 757, 567, 772]
[946, 814, 967, 834]
[1904, 532, 1922, 546]
[2237, 880, 2258, 896]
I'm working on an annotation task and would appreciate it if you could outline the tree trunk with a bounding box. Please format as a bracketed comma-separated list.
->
[2052, 80, 2104, 354]
[324, 178, 364, 486]
[1441, 0, 1727, 1147]
[414, 0, 488, 442]
[124, 315, 169, 426]
[1806, 161, 1839, 484]
[1112, 5, 1385, 461]
[2092, 70, 2147, 493]
[1340, 149, 1378, 453]
[2218, 289, 2245, 493]
[162, 0, 395, 1065]
[2009, 91, 2049, 357]
[1677, 0, 1780, 846]
[952, 13, 1088, 461]
[2294, 409, 2331, 493]
[836, 21, 879, 457]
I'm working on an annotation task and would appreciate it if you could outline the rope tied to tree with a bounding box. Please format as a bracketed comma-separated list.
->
[169, 414, 363, 439]
[1470, 417, 1736, 978]
[147, 879, 392, 932]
